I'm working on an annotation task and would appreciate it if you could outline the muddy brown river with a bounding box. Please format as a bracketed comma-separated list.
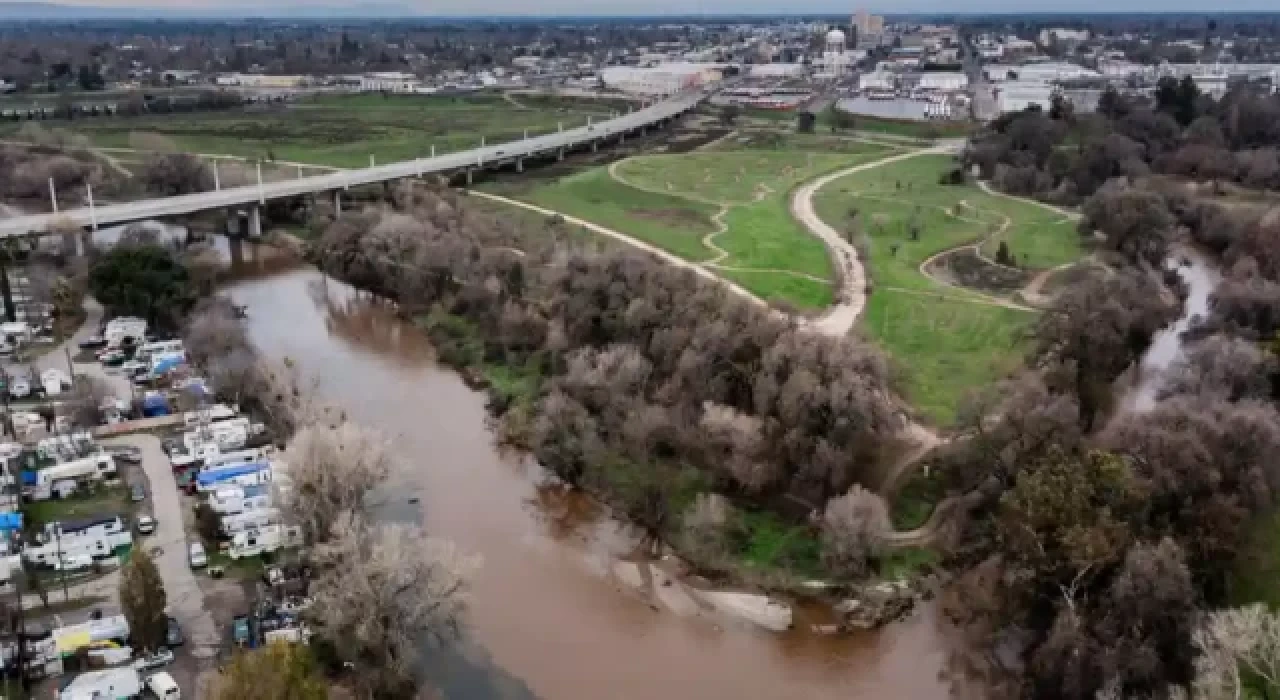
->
[224, 264, 955, 700]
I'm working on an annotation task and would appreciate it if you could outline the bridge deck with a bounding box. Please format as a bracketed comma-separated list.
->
[0, 91, 704, 238]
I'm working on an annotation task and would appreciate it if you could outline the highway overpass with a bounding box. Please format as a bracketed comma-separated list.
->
[0, 90, 705, 239]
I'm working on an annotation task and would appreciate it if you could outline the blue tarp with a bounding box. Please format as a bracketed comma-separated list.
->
[141, 393, 169, 417]
[151, 356, 185, 375]
[20, 470, 36, 485]
[0, 512, 22, 531]
[196, 461, 269, 487]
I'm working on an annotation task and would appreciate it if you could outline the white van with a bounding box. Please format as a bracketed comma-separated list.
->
[188, 542, 207, 569]
[146, 670, 181, 700]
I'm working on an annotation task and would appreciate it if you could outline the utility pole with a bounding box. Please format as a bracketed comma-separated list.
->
[255, 162, 265, 205]
[86, 183, 97, 231]
[48, 178, 58, 213]
[213, 160, 221, 191]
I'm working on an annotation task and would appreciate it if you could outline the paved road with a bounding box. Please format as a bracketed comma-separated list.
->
[0, 92, 703, 239]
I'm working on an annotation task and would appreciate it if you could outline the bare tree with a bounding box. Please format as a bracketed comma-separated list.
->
[277, 421, 393, 544]
[820, 484, 890, 579]
[65, 375, 116, 429]
[1192, 604, 1280, 699]
[308, 515, 479, 698]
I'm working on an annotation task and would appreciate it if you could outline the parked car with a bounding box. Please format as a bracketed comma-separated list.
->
[106, 445, 143, 464]
[9, 379, 30, 399]
[132, 648, 175, 671]
[188, 542, 207, 568]
[136, 514, 156, 535]
[130, 484, 146, 502]
[165, 616, 184, 647]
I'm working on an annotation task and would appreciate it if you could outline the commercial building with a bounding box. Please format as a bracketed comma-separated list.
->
[995, 81, 1056, 113]
[1039, 28, 1091, 45]
[916, 71, 969, 91]
[599, 63, 722, 96]
[748, 63, 808, 79]
[815, 29, 857, 80]
[359, 72, 426, 93]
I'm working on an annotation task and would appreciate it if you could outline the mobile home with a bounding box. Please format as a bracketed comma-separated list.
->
[228, 524, 302, 559]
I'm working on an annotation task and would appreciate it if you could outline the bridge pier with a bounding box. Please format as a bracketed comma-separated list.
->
[591, 141, 598, 153]
[516, 158, 523, 173]
[247, 205, 262, 239]
[466, 169, 474, 186]
[557, 147, 564, 162]
[619, 132, 625, 144]
[333, 190, 342, 216]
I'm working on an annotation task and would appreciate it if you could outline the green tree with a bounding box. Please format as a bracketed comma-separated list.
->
[119, 548, 167, 652]
[210, 643, 328, 700]
[88, 244, 196, 329]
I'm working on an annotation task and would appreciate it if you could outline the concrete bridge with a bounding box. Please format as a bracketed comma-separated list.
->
[0, 90, 705, 240]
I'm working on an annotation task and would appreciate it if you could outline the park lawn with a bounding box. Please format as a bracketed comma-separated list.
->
[718, 198, 834, 280]
[977, 200, 1083, 269]
[509, 168, 718, 262]
[6, 92, 612, 169]
[615, 150, 885, 205]
[861, 292, 1033, 425]
[718, 268, 833, 309]
[707, 130, 901, 155]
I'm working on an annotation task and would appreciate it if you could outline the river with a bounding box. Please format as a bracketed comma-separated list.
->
[1128, 250, 1221, 412]
[220, 264, 956, 700]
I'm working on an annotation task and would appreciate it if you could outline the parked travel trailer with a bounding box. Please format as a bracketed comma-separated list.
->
[209, 484, 272, 515]
[204, 447, 273, 470]
[25, 516, 132, 566]
[58, 667, 140, 700]
[182, 418, 257, 452]
[136, 339, 184, 360]
[36, 432, 96, 462]
[196, 461, 272, 493]
[181, 404, 241, 429]
[102, 317, 147, 347]
[29, 453, 117, 500]
[228, 524, 302, 559]
[220, 507, 281, 535]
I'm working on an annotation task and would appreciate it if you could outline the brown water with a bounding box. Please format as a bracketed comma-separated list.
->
[225, 266, 956, 700]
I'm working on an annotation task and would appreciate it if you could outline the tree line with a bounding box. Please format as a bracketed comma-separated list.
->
[966, 79, 1280, 204]
[310, 183, 910, 581]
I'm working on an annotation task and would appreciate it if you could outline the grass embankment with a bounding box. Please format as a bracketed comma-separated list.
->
[1, 93, 613, 169]
[813, 155, 1065, 425]
[491, 147, 895, 310]
[24, 484, 132, 526]
[1232, 507, 1280, 609]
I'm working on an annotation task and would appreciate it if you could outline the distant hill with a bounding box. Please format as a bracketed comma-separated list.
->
[0, 1, 425, 20]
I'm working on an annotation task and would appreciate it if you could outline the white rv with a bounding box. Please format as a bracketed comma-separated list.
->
[103, 317, 147, 347]
[29, 453, 116, 501]
[220, 508, 281, 535]
[228, 524, 302, 559]
[181, 404, 241, 429]
[208, 484, 272, 515]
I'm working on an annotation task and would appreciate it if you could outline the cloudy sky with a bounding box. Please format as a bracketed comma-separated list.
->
[5, 0, 1279, 12]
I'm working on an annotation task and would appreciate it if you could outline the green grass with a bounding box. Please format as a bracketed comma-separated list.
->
[500, 148, 905, 310]
[861, 292, 1031, 425]
[500, 168, 718, 262]
[2, 92, 613, 169]
[1232, 506, 1280, 609]
[878, 546, 939, 580]
[710, 130, 909, 154]
[731, 509, 824, 578]
[890, 467, 947, 531]
[24, 484, 132, 527]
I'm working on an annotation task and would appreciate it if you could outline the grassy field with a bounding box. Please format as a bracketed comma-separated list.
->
[815, 155, 1048, 424]
[1, 93, 614, 169]
[492, 147, 901, 310]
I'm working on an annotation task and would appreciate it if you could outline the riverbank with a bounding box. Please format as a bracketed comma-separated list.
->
[225, 268, 955, 700]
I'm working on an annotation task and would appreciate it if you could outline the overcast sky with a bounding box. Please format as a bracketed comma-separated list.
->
[6, 0, 1280, 13]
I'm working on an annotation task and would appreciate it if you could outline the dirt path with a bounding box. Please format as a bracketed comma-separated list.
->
[976, 179, 1080, 221]
[789, 144, 958, 336]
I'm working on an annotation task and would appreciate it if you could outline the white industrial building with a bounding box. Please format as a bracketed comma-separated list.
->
[996, 81, 1056, 113]
[917, 71, 969, 91]
[599, 63, 722, 96]
[1039, 28, 1091, 45]
[858, 71, 895, 91]
[749, 63, 808, 79]
[359, 72, 426, 93]
[1015, 62, 1100, 83]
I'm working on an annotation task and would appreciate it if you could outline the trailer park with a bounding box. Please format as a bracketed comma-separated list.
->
[0, 307, 313, 699]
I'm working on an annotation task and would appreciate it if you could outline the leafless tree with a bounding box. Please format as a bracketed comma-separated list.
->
[820, 484, 890, 579]
[277, 421, 393, 544]
[308, 515, 480, 699]
[138, 152, 213, 196]
[64, 375, 116, 429]
[1192, 604, 1280, 699]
